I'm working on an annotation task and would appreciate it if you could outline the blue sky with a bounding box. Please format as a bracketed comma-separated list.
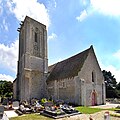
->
[0, 0, 120, 82]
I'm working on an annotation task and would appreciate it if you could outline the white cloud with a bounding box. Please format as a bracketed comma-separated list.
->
[90, 0, 120, 16]
[99, 49, 120, 83]
[76, 10, 88, 22]
[48, 33, 57, 41]
[0, 40, 19, 72]
[100, 63, 120, 83]
[0, 74, 14, 82]
[7, 0, 50, 28]
[77, 0, 120, 22]
[113, 49, 120, 60]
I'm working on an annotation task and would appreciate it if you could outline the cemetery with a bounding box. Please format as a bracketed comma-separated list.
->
[0, 98, 81, 119]
[0, 16, 120, 120]
[1, 98, 120, 119]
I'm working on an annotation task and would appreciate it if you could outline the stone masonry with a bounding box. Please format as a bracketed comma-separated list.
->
[14, 16, 48, 101]
[13, 16, 105, 106]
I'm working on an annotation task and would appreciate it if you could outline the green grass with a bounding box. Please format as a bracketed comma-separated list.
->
[9, 113, 52, 120]
[9, 107, 103, 120]
[9, 107, 120, 120]
[76, 106, 103, 114]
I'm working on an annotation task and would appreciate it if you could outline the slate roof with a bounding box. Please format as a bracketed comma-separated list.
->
[47, 46, 93, 81]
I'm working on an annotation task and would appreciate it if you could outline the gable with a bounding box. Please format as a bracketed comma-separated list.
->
[78, 46, 104, 84]
[47, 46, 93, 81]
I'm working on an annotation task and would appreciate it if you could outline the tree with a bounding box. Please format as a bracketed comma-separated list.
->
[116, 82, 120, 90]
[116, 82, 120, 97]
[0, 80, 13, 98]
[102, 70, 117, 88]
[102, 70, 118, 98]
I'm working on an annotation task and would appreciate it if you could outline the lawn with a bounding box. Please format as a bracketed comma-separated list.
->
[76, 106, 120, 114]
[9, 107, 120, 120]
[76, 106, 103, 114]
[9, 113, 52, 120]
[9, 107, 103, 120]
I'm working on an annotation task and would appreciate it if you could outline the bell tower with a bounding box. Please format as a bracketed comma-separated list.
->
[16, 16, 48, 101]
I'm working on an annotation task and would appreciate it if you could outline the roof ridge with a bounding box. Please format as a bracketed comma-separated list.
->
[47, 46, 93, 81]
[54, 46, 91, 65]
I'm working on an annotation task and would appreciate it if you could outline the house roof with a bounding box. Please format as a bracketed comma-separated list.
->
[47, 45, 94, 81]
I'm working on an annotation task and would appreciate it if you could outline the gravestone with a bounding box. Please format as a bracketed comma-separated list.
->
[0, 105, 4, 119]
[12, 101, 19, 109]
[2, 98, 8, 106]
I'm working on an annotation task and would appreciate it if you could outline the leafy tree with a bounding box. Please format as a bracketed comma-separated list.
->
[0, 80, 13, 98]
[102, 70, 118, 98]
[116, 82, 120, 90]
[116, 82, 120, 97]
[102, 70, 117, 88]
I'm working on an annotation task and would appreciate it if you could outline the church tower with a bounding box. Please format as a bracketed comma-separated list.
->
[16, 16, 48, 101]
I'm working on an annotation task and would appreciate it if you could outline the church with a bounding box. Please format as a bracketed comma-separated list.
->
[13, 16, 106, 106]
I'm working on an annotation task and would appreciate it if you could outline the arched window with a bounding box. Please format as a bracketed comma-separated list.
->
[92, 71, 96, 82]
[34, 27, 38, 43]
[35, 32, 38, 42]
[33, 27, 40, 57]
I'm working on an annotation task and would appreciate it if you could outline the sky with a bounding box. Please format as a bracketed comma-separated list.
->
[0, 0, 120, 83]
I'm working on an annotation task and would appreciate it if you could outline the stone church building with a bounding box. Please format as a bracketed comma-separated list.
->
[13, 16, 106, 106]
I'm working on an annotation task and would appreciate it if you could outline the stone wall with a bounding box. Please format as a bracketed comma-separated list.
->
[30, 71, 45, 99]
[78, 47, 105, 106]
[47, 47, 105, 106]
[47, 78, 76, 104]
[15, 16, 48, 101]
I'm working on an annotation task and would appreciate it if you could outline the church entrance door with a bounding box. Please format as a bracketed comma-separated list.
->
[91, 90, 97, 106]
